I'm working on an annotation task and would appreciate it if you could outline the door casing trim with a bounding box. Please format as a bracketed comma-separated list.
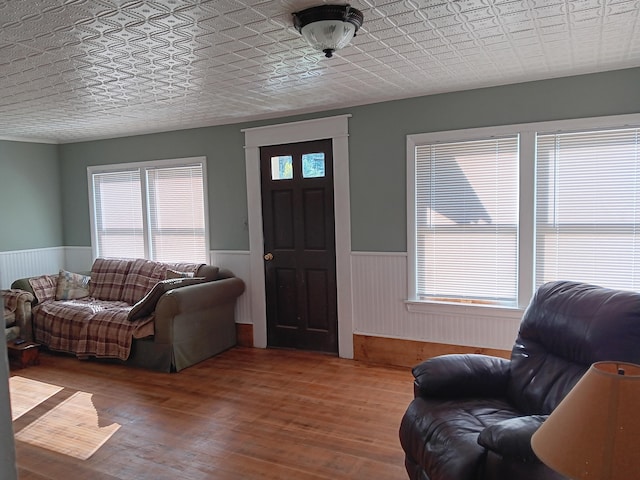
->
[243, 115, 353, 358]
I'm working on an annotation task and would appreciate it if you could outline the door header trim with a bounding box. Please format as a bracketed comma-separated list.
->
[242, 114, 351, 148]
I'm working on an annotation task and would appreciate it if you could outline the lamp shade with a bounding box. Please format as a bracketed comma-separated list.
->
[531, 361, 640, 480]
[292, 4, 364, 58]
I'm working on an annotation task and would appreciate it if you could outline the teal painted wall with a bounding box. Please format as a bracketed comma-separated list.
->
[59, 124, 249, 249]
[347, 67, 640, 250]
[0, 141, 62, 251]
[53, 67, 640, 252]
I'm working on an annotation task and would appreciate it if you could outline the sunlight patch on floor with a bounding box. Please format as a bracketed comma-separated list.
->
[15, 391, 121, 460]
[9, 376, 63, 420]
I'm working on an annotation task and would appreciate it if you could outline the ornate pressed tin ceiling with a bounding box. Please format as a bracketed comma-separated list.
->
[1, 0, 639, 143]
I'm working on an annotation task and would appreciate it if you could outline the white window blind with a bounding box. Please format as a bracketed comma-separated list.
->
[92, 169, 145, 259]
[90, 159, 207, 264]
[414, 136, 519, 305]
[536, 127, 640, 290]
[146, 165, 206, 263]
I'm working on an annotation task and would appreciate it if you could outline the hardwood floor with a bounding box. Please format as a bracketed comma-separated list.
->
[10, 347, 414, 480]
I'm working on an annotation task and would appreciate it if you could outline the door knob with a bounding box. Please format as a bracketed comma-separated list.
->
[264, 253, 274, 261]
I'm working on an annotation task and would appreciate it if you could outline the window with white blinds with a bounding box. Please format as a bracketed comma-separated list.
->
[414, 136, 519, 306]
[89, 158, 208, 264]
[536, 127, 640, 291]
[146, 164, 206, 263]
[408, 116, 640, 311]
[91, 169, 145, 259]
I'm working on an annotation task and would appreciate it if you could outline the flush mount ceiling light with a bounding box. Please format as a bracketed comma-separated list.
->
[292, 4, 364, 58]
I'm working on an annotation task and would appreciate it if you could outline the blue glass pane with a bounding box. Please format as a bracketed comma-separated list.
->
[302, 153, 325, 178]
[271, 155, 293, 180]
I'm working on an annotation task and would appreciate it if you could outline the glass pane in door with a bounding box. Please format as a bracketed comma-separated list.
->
[302, 153, 325, 178]
[271, 156, 293, 180]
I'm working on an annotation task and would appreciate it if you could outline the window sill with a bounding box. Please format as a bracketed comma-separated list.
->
[405, 299, 524, 319]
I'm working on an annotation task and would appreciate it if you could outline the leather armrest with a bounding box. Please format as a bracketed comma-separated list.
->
[477, 415, 548, 462]
[413, 353, 511, 398]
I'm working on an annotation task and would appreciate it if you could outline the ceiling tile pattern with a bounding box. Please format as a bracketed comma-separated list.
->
[1, 0, 639, 143]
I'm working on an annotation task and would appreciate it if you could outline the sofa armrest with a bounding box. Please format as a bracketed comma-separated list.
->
[413, 353, 511, 398]
[10, 279, 37, 303]
[153, 277, 245, 344]
[477, 415, 547, 462]
[2, 289, 35, 341]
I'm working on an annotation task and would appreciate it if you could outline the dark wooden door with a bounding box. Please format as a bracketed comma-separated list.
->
[260, 139, 337, 353]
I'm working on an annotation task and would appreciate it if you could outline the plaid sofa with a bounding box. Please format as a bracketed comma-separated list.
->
[11, 258, 245, 372]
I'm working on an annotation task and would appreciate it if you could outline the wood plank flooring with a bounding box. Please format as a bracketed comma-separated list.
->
[10, 347, 414, 480]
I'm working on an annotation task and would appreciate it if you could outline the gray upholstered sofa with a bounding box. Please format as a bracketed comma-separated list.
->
[11, 257, 245, 372]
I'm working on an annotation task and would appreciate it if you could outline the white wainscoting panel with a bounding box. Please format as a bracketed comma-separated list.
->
[3, 247, 519, 349]
[2, 247, 252, 326]
[210, 250, 251, 325]
[351, 252, 522, 351]
[0, 247, 66, 289]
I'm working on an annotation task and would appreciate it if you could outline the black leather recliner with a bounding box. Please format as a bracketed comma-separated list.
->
[399, 280, 640, 480]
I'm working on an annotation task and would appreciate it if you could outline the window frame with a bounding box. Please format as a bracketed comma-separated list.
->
[407, 113, 640, 316]
[534, 128, 640, 289]
[87, 156, 210, 263]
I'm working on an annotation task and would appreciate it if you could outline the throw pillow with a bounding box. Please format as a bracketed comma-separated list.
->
[28, 274, 58, 304]
[55, 270, 91, 300]
[127, 277, 207, 321]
